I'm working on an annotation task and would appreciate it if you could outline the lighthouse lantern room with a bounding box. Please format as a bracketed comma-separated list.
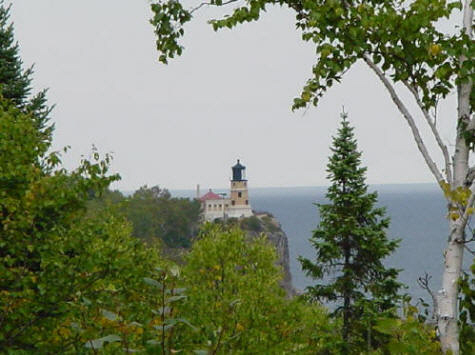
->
[232, 159, 247, 181]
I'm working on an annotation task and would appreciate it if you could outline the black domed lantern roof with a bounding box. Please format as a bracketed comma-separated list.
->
[232, 159, 247, 181]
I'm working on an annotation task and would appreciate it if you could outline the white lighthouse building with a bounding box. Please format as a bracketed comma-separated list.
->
[199, 160, 253, 221]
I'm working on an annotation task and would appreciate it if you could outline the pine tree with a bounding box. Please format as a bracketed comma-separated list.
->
[300, 112, 402, 349]
[0, 1, 52, 143]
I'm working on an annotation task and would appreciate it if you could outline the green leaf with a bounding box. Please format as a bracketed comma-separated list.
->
[85, 334, 121, 349]
[374, 318, 400, 335]
[144, 277, 163, 288]
[169, 264, 180, 277]
[229, 298, 241, 307]
[167, 295, 186, 303]
[101, 309, 119, 321]
[153, 324, 174, 331]
[174, 317, 197, 330]
[153, 306, 171, 316]
[173, 287, 187, 294]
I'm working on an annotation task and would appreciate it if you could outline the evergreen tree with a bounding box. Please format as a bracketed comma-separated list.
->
[300, 112, 402, 350]
[0, 1, 52, 143]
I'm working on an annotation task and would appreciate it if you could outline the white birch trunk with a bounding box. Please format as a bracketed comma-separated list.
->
[438, 220, 466, 354]
[438, 91, 471, 354]
[437, 2, 473, 353]
[438, 139, 469, 354]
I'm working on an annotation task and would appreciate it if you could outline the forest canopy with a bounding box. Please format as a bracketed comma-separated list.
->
[87, 186, 201, 249]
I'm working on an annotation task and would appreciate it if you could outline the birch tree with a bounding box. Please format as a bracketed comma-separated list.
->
[150, 0, 474, 352]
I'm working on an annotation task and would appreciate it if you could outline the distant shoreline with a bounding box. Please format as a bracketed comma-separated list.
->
[120, 183, 441, 198]
[163, 182, 441, 199]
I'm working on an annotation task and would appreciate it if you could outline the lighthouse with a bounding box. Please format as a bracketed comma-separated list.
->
[228, 159, 253, 218]
[199, 159, 253, 221]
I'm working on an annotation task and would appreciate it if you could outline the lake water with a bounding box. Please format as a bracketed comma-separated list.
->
[173, 184, 472, 305]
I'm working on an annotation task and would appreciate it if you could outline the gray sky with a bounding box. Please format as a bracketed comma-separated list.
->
[10, 0, 458, 190]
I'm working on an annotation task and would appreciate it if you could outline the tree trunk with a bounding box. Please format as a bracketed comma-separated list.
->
[438, 220, 465, 354]
[437, 82, 470, 355]
[342, 234, 351, 347]
[343, 275, 350, 344]
[342, 293, 350, 352]
[437, 2, 472, 353]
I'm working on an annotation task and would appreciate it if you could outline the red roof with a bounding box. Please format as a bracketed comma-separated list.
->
[200, 190, 222, 201]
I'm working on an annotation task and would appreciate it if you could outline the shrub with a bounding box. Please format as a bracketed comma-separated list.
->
[240, 215, 262, 232]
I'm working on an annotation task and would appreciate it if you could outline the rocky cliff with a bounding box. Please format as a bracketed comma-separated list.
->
[240, 213, 294, 296]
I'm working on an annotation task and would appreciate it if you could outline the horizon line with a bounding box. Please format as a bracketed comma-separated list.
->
[118, 181, 439, 193]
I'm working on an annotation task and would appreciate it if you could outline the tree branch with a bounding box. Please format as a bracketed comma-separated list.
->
[362, 54, 445, 184]
[463, 232, 475, 244]
[417, 272, 438, 321]
[190, 0, 239, 14]
[403, 80, 452, 184]
[466, 166, 475, 185]
[464, 244, 475, 255]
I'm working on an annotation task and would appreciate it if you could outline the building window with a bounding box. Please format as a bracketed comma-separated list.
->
[238, 192, 242, 198]
[232, 200, 235, 206]
[245, 200, 248, 205]
[208, 204, 211, 208]
[219, 204, 222, 208]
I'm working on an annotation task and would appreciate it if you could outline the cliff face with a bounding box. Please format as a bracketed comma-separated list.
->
[241, 213, 294, 296]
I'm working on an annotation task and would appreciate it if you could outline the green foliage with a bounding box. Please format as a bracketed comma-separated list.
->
[179, 224, 337, 353]
[78, 224, 338, 354]
[0, 0, 52, 143]
[0, 94, 166, 351]
[0, 7, 171, 350]
[372, 302, 442, 354]
[87, 188, 126, 213]
[239, 215, 262, 232]
[126, 186, 201, 248]
[299, 113, 402, 351]
[150, 0, 191, 64]
[0, 15, 171, 350]
[83, 263, 193, 354]
[53, 227, 164, 354]
[261, 214, 280, 233]
[87, 185, 201, 249]
[0, 1, 31, 105]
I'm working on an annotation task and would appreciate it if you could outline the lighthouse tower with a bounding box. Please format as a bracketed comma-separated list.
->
[228, 159, 253, 218]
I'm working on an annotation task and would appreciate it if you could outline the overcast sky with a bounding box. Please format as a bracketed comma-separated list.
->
[10, 0, 458, 190]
